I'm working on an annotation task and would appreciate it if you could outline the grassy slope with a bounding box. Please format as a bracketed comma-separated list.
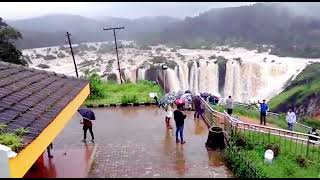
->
[84, 80, 164, 105]
[268, 62, 320, 129]
[269, 62, 320, 112]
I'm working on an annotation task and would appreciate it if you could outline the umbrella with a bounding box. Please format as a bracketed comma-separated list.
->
[211, 92, 221, 98]
[78, 108, 96, 120]
[180, 93, 193, 103]
[175, 99, 185, 105]
[159, 92, 179, 107]
[200, 92, 210, 98]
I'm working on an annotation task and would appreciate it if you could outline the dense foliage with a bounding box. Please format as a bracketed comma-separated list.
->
[0, 17, 29, 65]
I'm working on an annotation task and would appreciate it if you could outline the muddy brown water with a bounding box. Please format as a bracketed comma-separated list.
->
[53, 106, 233, 178]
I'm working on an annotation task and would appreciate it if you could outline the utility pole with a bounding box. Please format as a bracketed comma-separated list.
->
[103, 27, 124, 84]
[66, 32, 79, 78]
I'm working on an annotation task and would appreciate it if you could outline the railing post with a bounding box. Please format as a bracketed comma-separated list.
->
[306, 139, 310, 158]
[224, 115, 226, 131]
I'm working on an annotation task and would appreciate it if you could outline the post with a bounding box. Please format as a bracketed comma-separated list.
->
[66, 32, 79, 78]
[103, 27, 124, 84]
[0, 149, 10, 178]
[164, 70, 166, 93]
[162, 64, 168, 93]
[306, 139, 310, 158]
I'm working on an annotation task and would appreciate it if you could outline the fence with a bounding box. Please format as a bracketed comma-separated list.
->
[221, 101, 319, 134]
[200, 97, 320, 163]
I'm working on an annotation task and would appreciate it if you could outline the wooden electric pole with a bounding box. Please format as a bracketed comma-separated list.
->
[66, 32, 79, 78]
[103, 27, 124, 84]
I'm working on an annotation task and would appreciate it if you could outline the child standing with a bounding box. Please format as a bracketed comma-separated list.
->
[165, 104, 173, 129]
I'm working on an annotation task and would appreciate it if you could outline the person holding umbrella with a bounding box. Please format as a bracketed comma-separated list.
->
[174, 104, 187, 144]
[78, 107, 96, 142]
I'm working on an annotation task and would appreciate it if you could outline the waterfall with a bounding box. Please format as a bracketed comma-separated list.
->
[166, 68, 180, 92]
[189, 61, 199, 94]
[176, 62, 189, 91]
[224, 60, 242, 102]
[124, 59, 300, 103]
[137, 68, 146, 81]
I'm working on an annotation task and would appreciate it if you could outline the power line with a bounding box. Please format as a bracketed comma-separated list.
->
[66, 32, 79, 78]
[103, 27, 124, 84]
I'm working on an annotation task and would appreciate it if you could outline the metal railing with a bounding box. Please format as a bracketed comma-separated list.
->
[200, 98, 320, 163]
[218, 101, 319, 134]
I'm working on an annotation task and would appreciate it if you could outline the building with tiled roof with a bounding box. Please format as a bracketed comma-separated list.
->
[0, 61, 90, 178]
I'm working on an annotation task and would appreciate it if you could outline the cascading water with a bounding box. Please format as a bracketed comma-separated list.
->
[137, 68, 146, 80]
[111, 58, 304, 103]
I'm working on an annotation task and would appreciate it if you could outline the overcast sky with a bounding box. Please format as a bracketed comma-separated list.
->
[0, 2, 256, 20]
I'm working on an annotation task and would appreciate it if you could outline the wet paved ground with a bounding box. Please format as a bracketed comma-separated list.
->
[54, 106, 233, 178]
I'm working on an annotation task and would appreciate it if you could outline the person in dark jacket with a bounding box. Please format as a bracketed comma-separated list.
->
[81, 117, 95, 142]
[193, 95, 201, 118]
[174, 104, 187, 144]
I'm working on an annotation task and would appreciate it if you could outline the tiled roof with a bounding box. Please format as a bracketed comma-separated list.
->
[0, 61, 88, 151]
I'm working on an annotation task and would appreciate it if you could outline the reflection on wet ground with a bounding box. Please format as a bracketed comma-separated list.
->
[54, 106, 233, 178]
[24, 144, 96, 178]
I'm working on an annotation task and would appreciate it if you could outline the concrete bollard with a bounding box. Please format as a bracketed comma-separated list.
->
[0, 145, 13, 178]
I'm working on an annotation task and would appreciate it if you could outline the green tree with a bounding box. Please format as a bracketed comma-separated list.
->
[0, 17, 29, 66]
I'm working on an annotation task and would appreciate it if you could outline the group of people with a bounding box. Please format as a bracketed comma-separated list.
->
[164, 103, 187, 144]
[225, 96, 319, 141]
[76, 94, 318, 152]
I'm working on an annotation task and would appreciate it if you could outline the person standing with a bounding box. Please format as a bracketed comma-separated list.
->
[154, 96, 159, 107]
[81, 117, 95, 142]
[165, 104, 173, 129]
[47, 143, 53, 158]
[193, 95, 201, 118]
[258, 99, 269, 126]
[226, 96, 234, 116]
[286, 108, 296, 131]
[308, 128, 319, 141]
[174, 104, 187, 144]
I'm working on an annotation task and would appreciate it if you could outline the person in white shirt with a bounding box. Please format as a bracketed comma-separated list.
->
[286, 108, 296, 131]
[226, 96, 234, 116]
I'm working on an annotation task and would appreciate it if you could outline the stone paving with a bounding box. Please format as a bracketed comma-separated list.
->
[54, 106, 233, 178]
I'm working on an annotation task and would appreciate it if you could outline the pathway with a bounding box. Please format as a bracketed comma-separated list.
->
[53, 106, 233, 178]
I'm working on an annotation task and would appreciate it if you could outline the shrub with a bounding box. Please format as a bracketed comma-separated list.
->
[83, 70, 105, 99]
[0, 123, 7, 134]
[296, 155, 308, 167]
[223, 141, 266, 178]
[0, 133, 22, 151]
[37, 64, 50, 69]
[15, 127, 29, 136]
[35, 54, 44, 59]
[209, 55, 217, 60]
[57, 52, 66, 58]
[43, 54, 57, 60]
[0, 123, 24, 151]
[121, 95, 138, 104]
